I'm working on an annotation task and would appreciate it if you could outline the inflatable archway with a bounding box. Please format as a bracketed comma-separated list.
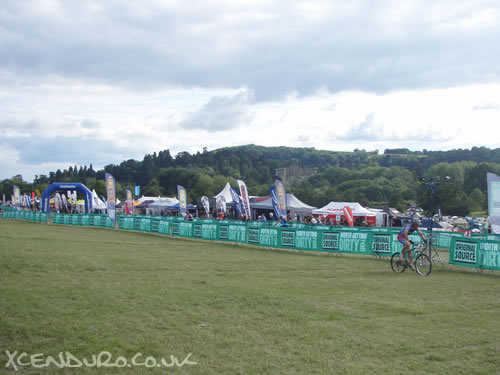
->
[41, 183, 93, 213]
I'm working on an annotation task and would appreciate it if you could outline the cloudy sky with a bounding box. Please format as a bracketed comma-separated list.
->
[1, 0, 500, 181]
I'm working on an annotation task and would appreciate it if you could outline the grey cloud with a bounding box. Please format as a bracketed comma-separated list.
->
[179, 93, 252, 131]
[338, 113, 456, 143]
[0, 119, 44, 131]
[80, 119, 100, 129]
[1, 1, 499, 100]
[0, 135, 144, 165]
[339, 113, 384, 141]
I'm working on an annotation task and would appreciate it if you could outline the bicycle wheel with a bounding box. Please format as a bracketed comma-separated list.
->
[415, 253, 432, 276]
[391, 252, 406, 273]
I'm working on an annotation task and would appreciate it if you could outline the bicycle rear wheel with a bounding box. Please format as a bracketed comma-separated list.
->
[415, 253, 432, 276]
[391, 252, 406, 273]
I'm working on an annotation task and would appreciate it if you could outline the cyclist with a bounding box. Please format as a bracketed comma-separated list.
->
[397, 219, 427, 270]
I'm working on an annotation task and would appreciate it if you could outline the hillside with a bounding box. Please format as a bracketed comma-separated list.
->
[1, 145, 499, 215]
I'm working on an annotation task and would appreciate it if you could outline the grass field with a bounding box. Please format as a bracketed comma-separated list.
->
[0, 220, 499, 374]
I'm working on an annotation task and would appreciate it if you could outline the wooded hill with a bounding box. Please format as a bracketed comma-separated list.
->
[2, 145, 499, 216]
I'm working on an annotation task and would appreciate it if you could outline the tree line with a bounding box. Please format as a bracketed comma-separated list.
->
[1, 145, 499, 216]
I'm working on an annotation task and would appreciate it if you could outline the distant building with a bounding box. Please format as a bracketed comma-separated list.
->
[275, 162, 318, 185]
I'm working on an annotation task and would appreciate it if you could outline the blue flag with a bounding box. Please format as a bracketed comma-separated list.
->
[135, 185, 140, 197]
[270, 186, 280, 219]
[230, 187, 244, 215]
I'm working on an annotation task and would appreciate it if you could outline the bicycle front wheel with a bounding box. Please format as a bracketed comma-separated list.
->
[391, 252, 406, 273]
[415, 253, 432, 276]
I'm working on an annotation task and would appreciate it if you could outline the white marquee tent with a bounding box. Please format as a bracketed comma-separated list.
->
[251, 193, 317, 216]
[313, 201, 376, 225]
[214, 182, 235, 203]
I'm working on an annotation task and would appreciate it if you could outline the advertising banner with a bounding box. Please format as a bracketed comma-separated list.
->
[487, 173, 500, 234]
[105, 173, 116, 222]
[177, 185, 187, 216]
[275, 179, 287, 219]
[230, 187, 244, 216]
[237, 180, 252, 220]
[13, 185, 21, 207]
[343, 206, 354, 226]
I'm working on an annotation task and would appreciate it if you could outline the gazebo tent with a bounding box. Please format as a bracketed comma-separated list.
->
[384, 207, 410, 227]
[91, 189, 107, 212]
[312, 201, 376, 226]
[147, 197, 180, 215]
[214, 182, 234, 203]
[251, 193, 317, 217]
[148, 197, 179, 208]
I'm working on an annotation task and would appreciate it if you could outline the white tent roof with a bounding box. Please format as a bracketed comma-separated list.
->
[91, 189, 107, 209]
[148, 197, 179, 208]
[313, 202, 376, 217]
[136, 196, 162, 203]
[251, 193, 317, 216]
[214, 182, 234, 203]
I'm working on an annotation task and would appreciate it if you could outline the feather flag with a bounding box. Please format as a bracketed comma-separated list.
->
[177, 185, 187, 216]
[275, 179, 287, 219]
[201, 196, 210, 215]
[105, 173, 117, 221]
[216, 195, 227, 213]
[236, 180, 252, 219]
[13, 185, 21, 207]
[230, 187, 244, 216]
[270, 186, 280, 219]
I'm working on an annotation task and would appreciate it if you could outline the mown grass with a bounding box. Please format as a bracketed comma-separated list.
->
[0, 220, 499, 374]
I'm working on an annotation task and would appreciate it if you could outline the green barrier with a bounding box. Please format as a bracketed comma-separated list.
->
[193, 222, 218, 240]
[3, 211, 499, 271]
[280, 228, 320, 251]
[121, 216, 136, 230]
[486, 234, 500, 241]
[449, 237, 500, 270]
[218, 221, 247, 243]
[158, 219, 171, 235]
[139, 217, 152, 232]
[81, 215, 90, 226]
[93, 215, 103, 227]
[178, 222, 193, 237]
[71, 215, 80, 225]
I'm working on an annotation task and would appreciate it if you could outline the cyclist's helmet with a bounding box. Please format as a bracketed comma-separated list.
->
[411, 218, 420, 226]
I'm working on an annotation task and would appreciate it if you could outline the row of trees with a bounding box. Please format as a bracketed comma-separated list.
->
[1, 145, 499, 216]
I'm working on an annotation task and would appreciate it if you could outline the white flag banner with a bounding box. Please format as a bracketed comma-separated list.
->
[237, 180, 252, 219]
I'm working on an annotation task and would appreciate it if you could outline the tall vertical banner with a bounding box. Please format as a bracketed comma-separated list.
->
[270, 186, 280, 219]
[135, 185, 140, 197]
[2, 193, 5, 204]
[177, 185, 187, 216]
[105, 173, 117, 222]
[487, 173, 500, 234]
[125, 189, 134, 215]
[13, 185, 20, 207]
[216, 195, 227, 213]
[275, 179, 287, 219]
[201, 196, 210, 215]
[230, 187, 244, 216]
[237, 180, 252, 220]
[343, 206, 354, 226]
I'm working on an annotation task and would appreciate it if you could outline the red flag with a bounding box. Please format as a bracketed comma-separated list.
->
[343, 206, 354, 226]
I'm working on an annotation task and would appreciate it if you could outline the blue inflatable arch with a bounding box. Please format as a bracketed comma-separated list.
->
[41, 182, 93, 213]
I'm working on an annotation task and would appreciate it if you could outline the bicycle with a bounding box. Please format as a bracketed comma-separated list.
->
[391, 242, 432, 276]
